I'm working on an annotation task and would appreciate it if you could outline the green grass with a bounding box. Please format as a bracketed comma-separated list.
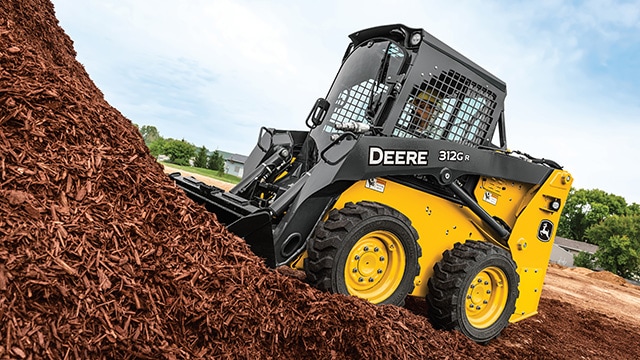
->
[160, 162, 241, 184]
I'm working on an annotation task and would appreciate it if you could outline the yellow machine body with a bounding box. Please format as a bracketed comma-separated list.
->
[293, 169, 572, 323]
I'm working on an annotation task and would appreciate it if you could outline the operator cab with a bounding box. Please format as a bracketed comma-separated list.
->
[307, 24, 508, 152]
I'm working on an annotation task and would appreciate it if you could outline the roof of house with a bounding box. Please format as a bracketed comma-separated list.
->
[555, 236, 599, 254]
[214, 150, 248, 164]
[224, 153, 248, 164]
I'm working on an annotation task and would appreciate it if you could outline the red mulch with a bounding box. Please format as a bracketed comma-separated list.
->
[1, 1, 639, 359]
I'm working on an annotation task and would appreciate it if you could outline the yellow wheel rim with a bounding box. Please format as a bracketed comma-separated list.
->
[465, 266, 509, 329]
[344, 230, 406, 304]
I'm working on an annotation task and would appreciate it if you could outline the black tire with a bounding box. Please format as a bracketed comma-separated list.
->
[427, 240, 519, 344]
[304, 201, 421, 306]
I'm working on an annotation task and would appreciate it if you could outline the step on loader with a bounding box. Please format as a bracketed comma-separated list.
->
[170, 24, 573, 343]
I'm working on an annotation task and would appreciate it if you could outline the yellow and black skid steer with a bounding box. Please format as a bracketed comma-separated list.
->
[170, 24, 573, 343]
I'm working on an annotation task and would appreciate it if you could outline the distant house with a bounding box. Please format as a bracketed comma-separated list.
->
[549, 236, 599, 267]
[550, 244, 575, 267]
[554, 237, 599, 255]
[218, 151, 248, 178]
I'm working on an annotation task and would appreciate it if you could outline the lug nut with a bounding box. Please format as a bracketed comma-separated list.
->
[364, 246, 369, 251]
[476, 306, 481, 310]
[377, 269, 383, 274]
[484, 281, 489, 285]
[374, 247, 379, 252]
[483, 300, 488, 304]
[478, 279, 482, 283]
[352, 268, 358, 273]
[355, 255, 360, 260]
[358, 277, 364, 282]
[486, 290, 491, 294]
[368, 277, 374, 282]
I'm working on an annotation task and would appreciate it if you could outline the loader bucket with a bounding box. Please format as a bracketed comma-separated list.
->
[227, 211, 277, 267]
[169, 173, 278, 266]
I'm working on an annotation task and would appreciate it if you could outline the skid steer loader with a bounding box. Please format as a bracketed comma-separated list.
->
[169, 24, 572, 343]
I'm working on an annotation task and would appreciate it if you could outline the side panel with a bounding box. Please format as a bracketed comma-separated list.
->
[507, 169, 573, 322]
[473, 177, 538, 228]
[332, 178, 491, 297]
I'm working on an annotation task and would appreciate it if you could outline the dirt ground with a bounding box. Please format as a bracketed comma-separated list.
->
[543, 264, 640, 326]
[162, 164, 235, 191]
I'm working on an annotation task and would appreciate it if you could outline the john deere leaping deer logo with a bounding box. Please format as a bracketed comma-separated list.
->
[537, 220, 554, 242]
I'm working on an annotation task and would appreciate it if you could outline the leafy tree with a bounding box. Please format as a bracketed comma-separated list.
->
[207, 150, 225, 171]
[163, 139, 195, 166]
[140, 125, 162, 145]
[193, 146, 209, 168]
[557, 188, 629, 242]
[627, 203, 640, 216]
[147, 138, 166, 158]
[586, 214, 640, 279]
[573, 251, 596, 270]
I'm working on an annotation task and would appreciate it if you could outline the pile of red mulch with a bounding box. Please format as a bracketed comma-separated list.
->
[2, 1, 640, 359]
[0, 1, 476, 358]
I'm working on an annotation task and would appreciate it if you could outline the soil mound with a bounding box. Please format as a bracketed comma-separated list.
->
[587, 270, 628, 286]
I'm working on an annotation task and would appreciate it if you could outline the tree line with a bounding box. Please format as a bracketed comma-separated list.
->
[138, 125, 225, 172]
[557, 188, 640, 280]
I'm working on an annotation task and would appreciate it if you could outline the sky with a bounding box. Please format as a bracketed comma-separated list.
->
[50, 0, 640, 204]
